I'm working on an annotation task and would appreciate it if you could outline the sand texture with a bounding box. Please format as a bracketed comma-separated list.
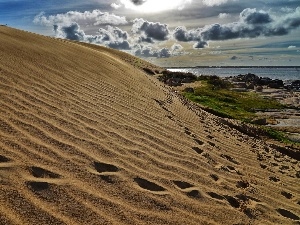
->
[0, 26, 299, 225]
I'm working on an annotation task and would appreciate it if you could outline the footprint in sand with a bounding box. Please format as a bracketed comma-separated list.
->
[224, 195, 240, 208]
[221, 154, 240, 165]
[207, 192, 224, 200]
[173, 180, 194, 189]
[260, 163, 267, 169]
[210, 174, 219, 182]
[94, 161, 119, 173]
[193, 138, 205, 146]
[236, 180, 250, 189]
[183, 127, 197, 138]
[276, 208, 299, 220]
[207, 141, 216, 147]
[0, 155, 10, 163]
[184, 127, 192, 136]
[281, 191, 293, 199]
[29, 166, 61, 179]
[173, 180, 202, 199]
[202, 153, 216, 164]
[192, 147, 203, 155]
[186, 189, 203, 199]
[93, 162, 120, 183]
[269, 176, 280, 182]
[134, 178, 165, 192]
[26, 181, 50, 192]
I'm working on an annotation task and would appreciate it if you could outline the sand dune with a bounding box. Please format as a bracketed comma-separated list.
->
[0, 26, 299, 225]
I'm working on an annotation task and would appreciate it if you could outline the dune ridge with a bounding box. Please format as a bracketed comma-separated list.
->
[0, 26, 299, 225]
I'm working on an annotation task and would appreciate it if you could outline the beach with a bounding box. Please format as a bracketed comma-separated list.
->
[0, 26, 299, 225]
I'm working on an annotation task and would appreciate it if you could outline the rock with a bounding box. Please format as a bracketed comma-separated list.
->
[247, 83, 255, 90]
[252, 118, 268, 125]
[184, 87, 194, 93]
[268, 79, 284, 88]
[256, 86, 263, 92]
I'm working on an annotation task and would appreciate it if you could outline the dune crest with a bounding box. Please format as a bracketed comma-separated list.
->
[0, 26, 299, 224]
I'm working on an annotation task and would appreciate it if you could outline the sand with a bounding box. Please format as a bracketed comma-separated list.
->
[0, 26, 299, 225]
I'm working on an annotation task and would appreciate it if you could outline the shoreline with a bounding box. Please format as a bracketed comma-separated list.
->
[168, 66, 300, 69]
[167, 67, 300, 82]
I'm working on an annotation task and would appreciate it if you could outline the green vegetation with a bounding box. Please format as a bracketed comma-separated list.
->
[182, 78, 298, 144]
[261, 127, 290, 143]
[183, 80, 284, 122]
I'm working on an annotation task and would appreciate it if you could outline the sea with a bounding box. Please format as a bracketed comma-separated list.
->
[168, 67, 300, 82]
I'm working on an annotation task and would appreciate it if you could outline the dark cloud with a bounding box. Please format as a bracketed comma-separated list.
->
[59, 23, 85, 41]
[173, 26, 194, 42]
[193, 41, 208, 49]
[241, 8, 272, 24]
[134, 45, 172, 58]
[138, 36, 154, 43]
[173, 7, 300, 48]
[54, 23, 131, 50]
[108, 41, 131, 50]
[132, 18, 170, 42]
[131, 0, 147, 5]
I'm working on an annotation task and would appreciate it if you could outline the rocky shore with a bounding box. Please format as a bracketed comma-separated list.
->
[161, 71, 300, 142]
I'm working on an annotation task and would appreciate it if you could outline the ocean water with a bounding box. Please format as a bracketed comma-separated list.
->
[168, 67, 300, 81]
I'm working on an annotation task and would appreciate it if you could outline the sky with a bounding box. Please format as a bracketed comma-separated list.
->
[1, 0, 300, 67]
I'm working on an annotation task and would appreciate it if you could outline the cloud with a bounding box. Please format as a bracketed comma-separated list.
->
[173, 26, 208, 48]
[111, 3, 122, 9]
[132, 18, 170, 42]
[116, 0, 192, 12]
[173, 7, 300, 48]
[240, 8, 272, 24]
[202, 0, 235, 7]
[33, 10, 128, 26]
[288, 45, 296, 48]
[54, 23, 131, 50]
[218, 13, 231, 19]
[134, 44, 186, 58]
[131, 0, 147, 5]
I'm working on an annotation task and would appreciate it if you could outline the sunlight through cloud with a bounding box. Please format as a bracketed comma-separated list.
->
[118, 0, 192, 13]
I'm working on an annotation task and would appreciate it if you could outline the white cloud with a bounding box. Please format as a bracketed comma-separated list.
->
[218, 13, 231, 19]
[288, 45, 296, 48]
[33, 10, 127, 27]
[116, 0, 192, 12]
[111, 3, 122, 9]
[202, 0, 236, 7]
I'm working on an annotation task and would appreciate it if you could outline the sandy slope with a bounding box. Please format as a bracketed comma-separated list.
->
[0, 26, 299, 225]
